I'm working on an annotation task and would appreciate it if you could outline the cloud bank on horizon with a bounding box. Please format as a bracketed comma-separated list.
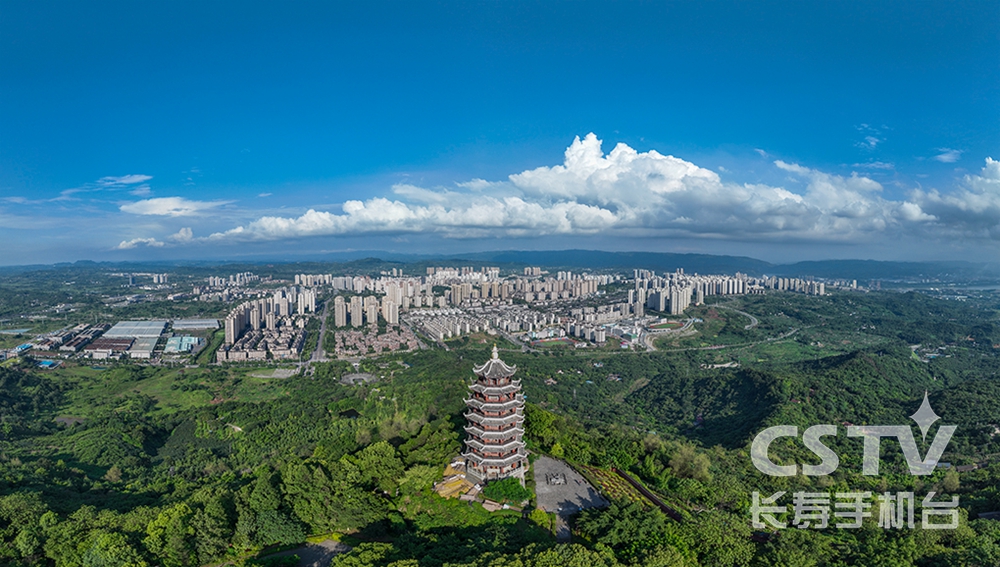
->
[114, 133, 1000, 251]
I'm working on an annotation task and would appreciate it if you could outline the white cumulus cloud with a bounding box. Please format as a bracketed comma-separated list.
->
[96, 133, 989, 249]
[100, 174, 153, 185]
[169, 227, 194, 242]
[910, 158, 1000, 237]
[856, 135, 881, 150]
[117, 237, 164, 249]
[933, 148, 963, 163]
[204, 133, 921, 244]
[852, 161, 895, 170]
[120, 197, 230, 217]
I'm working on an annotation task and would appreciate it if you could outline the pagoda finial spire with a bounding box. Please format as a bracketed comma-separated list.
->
[492, 344, 499, 359]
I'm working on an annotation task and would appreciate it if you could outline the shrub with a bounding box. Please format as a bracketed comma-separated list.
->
[482, 477, 531, 503]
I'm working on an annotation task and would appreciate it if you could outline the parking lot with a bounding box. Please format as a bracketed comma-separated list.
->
[533, 456, 608, 540]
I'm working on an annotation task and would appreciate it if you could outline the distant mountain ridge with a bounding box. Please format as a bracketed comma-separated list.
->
[430, 250, 997, 281]
[438, 250, 774, 275]
[0, 250, 996, 281]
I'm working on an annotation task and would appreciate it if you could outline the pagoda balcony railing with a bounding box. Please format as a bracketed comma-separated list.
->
[467, 466, 525, 482]
[469, 392, 521, 403]
[465, 405, 523, 416]
[463, 448, 529, 468]
[468, 381, 521, 396]
[464, 425, 524, 440]
[464, 411, 524, 427]
[464, 438, 525, 454]
[464, 397, 524, 412]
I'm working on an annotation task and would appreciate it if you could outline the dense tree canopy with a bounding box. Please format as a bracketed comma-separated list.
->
[0, 289, 997, 565]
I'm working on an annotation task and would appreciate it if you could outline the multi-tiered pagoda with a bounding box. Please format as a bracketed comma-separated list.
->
[463, 346, 528, 484]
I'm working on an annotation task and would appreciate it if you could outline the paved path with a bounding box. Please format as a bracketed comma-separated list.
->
[310, 300, 330, 364]
[263, 540, 351, 567]
[533, 456, 608, 542]
[499, 329, 538, 353]
[554, 514, 570, 542]
[650, 326, 801, 355]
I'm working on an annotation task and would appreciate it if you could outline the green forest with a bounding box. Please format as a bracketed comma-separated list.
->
[0, 285, 999, 566]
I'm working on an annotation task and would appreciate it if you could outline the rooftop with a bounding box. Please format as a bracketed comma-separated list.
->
[164, 335, 202, 353]
[104, 320, 167, 338]
[472, 345, 517, 379]
[129, 336, 158, 353]
[172, 319, 219, 330]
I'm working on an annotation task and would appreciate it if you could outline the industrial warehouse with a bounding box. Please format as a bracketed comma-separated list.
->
[6, 319, 216, 361]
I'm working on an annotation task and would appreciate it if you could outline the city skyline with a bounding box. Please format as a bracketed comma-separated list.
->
[1, 2, 997, 265]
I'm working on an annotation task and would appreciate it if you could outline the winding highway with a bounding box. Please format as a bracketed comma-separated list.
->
[641, 302, 800, 354]
[713, 304, 759, 329]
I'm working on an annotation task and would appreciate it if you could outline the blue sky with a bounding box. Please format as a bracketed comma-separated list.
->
[1, 1, 998, 265]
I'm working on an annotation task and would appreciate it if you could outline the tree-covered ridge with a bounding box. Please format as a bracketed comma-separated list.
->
[0, 290, 996, 565]
[0, 365, 64, 439]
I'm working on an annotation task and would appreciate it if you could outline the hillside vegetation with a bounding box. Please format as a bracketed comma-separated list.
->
[0, 290, 998, 566]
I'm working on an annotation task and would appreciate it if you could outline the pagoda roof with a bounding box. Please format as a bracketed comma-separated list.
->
[465, 397, 524, 413]
[463, 448, 528, 467]
[465, 411, 524, 427]
[473, 345, 517, 379]
[464, 438, 525, 454]
[464, 425, 524, 440]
